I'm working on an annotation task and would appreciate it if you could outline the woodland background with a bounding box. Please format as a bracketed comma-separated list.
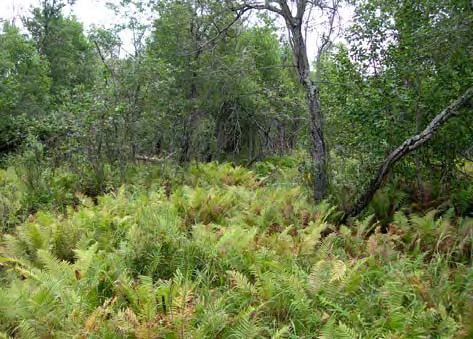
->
[0, 0, 472, 338]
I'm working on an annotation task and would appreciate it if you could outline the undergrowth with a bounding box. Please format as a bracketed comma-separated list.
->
[0, 162, 472, 338]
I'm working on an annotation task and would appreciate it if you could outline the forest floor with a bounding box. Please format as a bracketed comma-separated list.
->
[0, 162, 472, 338]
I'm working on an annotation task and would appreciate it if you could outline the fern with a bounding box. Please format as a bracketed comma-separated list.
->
[228, 307, 263, 339]
[37, 249, 74, 281]
[320, 319, 358, 339]
[270, 325, 291, 339]
[16, 320, 38, 339]
[0, 162, 470, 338]
[227, 270, 256, 295]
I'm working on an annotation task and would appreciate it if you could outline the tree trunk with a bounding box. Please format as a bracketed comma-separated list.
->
[343, 86, 473, 224]
[180, 19, 201, 164]
[235, 1, 331, 202]
[285, 11, 328, 202]
[414, 106, 425, 202]
[307, 84, 328, 201]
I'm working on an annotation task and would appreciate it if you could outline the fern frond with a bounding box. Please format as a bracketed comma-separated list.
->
[227, 270, 255, 294]
[37, 249, 74, 281]
[73, 242, 99, 274]
[271, 325, 291, 338]
[336, 321, 358, 339]
[16, 320, 38, 339]
[330, 260, 347, 283]
[229, 316, 262, 339]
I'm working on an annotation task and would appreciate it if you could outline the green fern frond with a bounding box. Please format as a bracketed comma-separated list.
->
[228, 316, 262, 339]
[37, 249, 74, 281]
[227, 270, 255, 294]
[73, 242, 99, 274]
[16, 320, 38, 339]
[317, 294, 346, 317]
[25, 222, 49, 253]
[300, 223, 326, 256]
[354, 214, 375, 237]
[320, 319, 358, 339]
[271, 325, 291, 338]
[336, 321, 358, 339]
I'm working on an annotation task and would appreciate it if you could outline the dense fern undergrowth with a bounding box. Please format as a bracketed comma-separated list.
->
[0, 161, 472, 338]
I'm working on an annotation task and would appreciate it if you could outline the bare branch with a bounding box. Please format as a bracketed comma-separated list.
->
[230, 1, 283, 15]
[315, 0, 340, 85]
[178, 6, 253, 57]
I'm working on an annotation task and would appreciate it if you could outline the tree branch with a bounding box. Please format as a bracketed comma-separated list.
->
[179, 6, 253, 57]
[295, 0, 307, 21]
[342, 86, 473, 224]
[232, 1, 283, 15]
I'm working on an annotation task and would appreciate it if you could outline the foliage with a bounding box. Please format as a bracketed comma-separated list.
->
[0, 22, 51, 153]
[320, 0, 473, 210]
[0, 162, 472, 338]
[24, 0, 97, 96]
[0, 0, 472, 336]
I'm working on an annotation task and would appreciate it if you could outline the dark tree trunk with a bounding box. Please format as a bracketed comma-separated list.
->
[236, 1, 332, 202]
[282, 2, 328, 202]
[180, 21, 201, 164]
[306, 86, 328, 201]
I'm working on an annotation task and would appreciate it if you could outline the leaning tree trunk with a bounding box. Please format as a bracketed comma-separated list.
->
[343, 86, 473, 224]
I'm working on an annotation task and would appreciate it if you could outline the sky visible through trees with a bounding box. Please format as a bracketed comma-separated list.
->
[0, 0, 353, 60]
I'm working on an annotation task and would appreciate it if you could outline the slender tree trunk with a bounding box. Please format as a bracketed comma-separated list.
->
[180, 79, 198, 164]
[343, 86, 473, 224]
[180, 11, 201, 164]
[307, 84, 328, 201]
[237, 0, 337, 201]
[414, 106, 425, 202]
[285, 14, 328, 202]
